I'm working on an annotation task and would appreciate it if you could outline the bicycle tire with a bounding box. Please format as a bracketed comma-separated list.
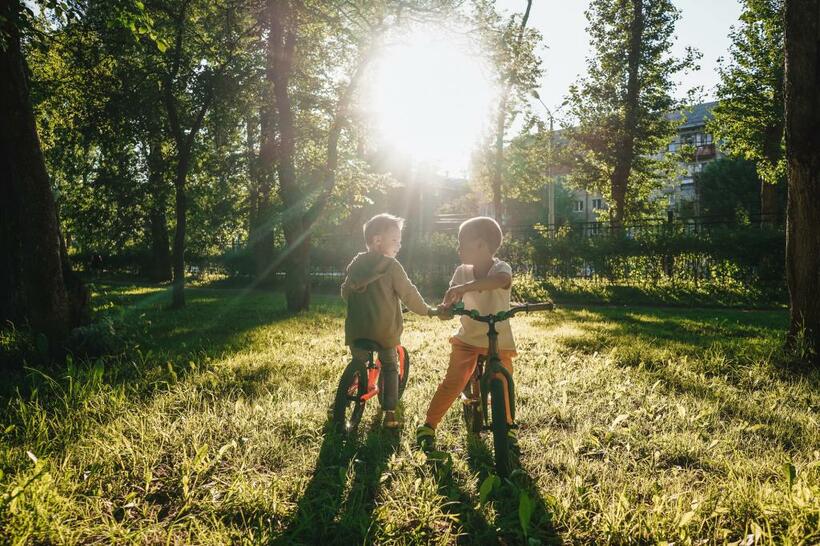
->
[490, 378, 511, 477]
[398, 346, 411, 398]
[332, 360, 367, 435]
[462, 377, 482, 434]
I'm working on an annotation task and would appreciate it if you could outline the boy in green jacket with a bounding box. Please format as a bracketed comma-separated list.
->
[341, 213, 435, 428]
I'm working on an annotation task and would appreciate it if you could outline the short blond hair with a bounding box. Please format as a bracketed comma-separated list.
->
[363, 213, 404, 244]
[459, 216, 503, 254]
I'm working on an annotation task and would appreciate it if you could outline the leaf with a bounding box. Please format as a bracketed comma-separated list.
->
[193, 443, 209, 469]
[609, 413, 629, 429]
[157, 39, 168, 53]
[783, 461, 796, 488]
[519, 490, 534, 538]
[479, 474, 499, 505]
[679, 510, 695, 527]
[217, 441, 236, 459]
[26, 451, 38, 464]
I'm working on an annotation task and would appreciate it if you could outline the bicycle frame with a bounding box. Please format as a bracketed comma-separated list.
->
[477, 319, 516, 425]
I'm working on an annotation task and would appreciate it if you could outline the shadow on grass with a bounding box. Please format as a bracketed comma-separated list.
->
[425, 449, 497, 544]
[0, 283, 315, 450]
[464, 436, 562, 545]
[542, 306, 816, 452]
[273, 414, 399, 544]
[539, 305, 787, 358]
[2, 283, 308, 391]
[90, 282, 304, 357]
[625, 357, 818, 452]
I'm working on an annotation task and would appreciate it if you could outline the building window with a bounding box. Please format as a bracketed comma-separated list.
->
[592, 198, 603, 209]
[574, 200, 584, 212]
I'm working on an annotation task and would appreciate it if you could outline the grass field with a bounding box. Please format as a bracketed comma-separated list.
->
[1, 284, 818, 544]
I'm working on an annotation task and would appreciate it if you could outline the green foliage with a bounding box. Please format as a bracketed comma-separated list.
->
[563, 0, 700, 220]
[533, 224, 785, 291]
[695, 157, 762, 218]
[66, 317, 125, 358]
[469, 0, 544, 207]
[710, 0, 785, 186]
[511, 273, 552, 303]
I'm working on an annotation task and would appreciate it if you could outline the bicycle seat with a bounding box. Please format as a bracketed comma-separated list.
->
[352, 338, 384, 352]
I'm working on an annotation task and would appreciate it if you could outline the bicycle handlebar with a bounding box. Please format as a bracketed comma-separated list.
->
[432, 301, 554, 322]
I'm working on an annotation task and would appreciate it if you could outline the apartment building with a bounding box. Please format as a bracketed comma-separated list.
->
[566, 101, 721, 221]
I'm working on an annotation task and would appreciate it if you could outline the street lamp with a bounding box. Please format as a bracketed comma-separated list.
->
[532, 91, 561, 236]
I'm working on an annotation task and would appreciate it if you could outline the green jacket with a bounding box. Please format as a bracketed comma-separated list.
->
[341, 252, 430, 348]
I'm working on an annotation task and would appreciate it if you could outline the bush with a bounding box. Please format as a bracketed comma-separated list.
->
[512, 273, 553, 303]
[66, 317, 125, 358]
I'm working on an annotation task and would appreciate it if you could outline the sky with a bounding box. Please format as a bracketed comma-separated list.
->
[498, 0, 745, 115]
[366, 0, 746, 175]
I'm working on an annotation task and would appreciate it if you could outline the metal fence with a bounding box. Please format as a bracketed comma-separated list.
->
[304, 214, 786, 291]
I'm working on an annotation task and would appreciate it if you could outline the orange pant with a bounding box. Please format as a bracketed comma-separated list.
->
[425, 338, 516, 428]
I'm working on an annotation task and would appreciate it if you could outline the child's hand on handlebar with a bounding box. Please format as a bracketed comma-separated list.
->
[442, 284, 467, 307]
[434, 304, 454, 320]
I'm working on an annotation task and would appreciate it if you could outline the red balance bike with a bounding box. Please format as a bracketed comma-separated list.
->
[332, 340, 410, 435]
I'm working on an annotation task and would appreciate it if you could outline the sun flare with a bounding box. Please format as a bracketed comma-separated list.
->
[364, 27, 497, 175]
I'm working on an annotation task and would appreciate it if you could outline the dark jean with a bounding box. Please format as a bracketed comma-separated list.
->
[350, 346, 399, 411]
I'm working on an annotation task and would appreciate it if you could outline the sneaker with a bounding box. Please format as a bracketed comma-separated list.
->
[416, 424, 436, 452]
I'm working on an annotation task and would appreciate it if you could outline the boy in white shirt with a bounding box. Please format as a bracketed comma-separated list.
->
[417, 217, 517, 451]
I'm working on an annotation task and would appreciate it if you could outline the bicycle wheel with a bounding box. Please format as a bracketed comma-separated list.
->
[490, 378, 511, 477]
[461, 376, 482, 434]
[332, 360, 367, 435]
[398, 346, 411, 398]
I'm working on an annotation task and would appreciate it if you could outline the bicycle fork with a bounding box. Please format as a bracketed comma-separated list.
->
[480, 357, 516, 427]
[460, 356, 517, 431]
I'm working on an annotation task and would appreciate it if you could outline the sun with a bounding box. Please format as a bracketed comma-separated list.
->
[364, 26, 497, 175]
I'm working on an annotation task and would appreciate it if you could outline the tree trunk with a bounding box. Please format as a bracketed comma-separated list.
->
[609, 0, 644, 230]
[171, 156, 188, 308]
[265, 0, 377, 311]
[283, 227, 311, 311]
[253, 43, 277, 283]
[490, 0, 533, 228]
[147, 138, 172, 282]
[760, 180, 779, 222]
[59, 230, 90, 328]
[0, 1, 84, 356]
[268, 0, 309, 311]
[246, 116, 259, 240]
[492, 99, 506, 226]
[784, 0, 820, 363]
[161, 0, 214, 308]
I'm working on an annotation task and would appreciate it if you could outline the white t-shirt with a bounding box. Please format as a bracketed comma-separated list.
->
[451, 259, 516, 351]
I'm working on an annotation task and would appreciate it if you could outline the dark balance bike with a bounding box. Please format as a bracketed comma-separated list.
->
[442, 300, 553, 477]
[332, 340, 410, 435]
